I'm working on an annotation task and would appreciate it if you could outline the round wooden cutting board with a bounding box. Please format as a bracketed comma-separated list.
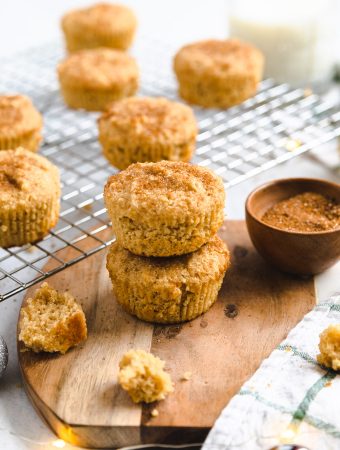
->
[17, 221, 316, 448]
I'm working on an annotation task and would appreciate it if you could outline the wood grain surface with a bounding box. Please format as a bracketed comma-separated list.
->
[17, 221, 316, 448]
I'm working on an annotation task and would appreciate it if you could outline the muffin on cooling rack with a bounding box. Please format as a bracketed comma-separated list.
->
[61, 3, 137, 53]
[107, 235, 230, 323]
[104, 161, 225, 257]
[98, 97, 197, 169]
[0, 148, 60, 248]
[174, 39, 264, 108]
[57, 48, 139, 111]
[0, 95, 42, 152]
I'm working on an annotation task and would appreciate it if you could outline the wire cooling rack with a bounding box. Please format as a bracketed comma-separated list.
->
[0, 37, 339, 301]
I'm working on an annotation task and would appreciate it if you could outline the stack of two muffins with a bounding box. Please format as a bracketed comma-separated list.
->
[104, 161, 231, 324]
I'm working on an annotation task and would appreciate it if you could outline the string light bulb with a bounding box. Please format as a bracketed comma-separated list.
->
[279, 425, 298, 443]
[52, 439, 66, 448]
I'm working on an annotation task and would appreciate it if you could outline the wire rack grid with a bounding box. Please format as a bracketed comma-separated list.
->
[0, 37, 339, 301]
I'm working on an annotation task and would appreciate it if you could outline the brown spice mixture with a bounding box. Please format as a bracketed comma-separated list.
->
[261, 192, 340, 232]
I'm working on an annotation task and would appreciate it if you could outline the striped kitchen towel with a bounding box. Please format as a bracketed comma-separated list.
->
[203, 294, 340, 450]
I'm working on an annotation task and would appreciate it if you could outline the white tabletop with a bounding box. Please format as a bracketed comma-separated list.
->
[0, 1, 339, 449]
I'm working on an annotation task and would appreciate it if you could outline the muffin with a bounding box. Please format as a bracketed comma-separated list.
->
[107, 235, 230, 323]
[118, 349, 173, 403]
[0, 95, 42, 152]
[61, 3, 137, 53]
[57, 48, 139, 111]
[0, 148, 60, 248]
[104, 161, 225, 257]
[174, 39, 264, 108]
[98, 97, 197, 169]
[19, 282, 87, 354]
[317, 324, 340, 371]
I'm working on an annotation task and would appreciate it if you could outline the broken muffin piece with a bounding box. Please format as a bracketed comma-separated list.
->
[19, 282, 87, 354]
[118, 349, 173, 403]
[317, 324, 340, 371]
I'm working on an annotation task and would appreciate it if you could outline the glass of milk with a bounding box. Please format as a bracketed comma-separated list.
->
[229, 0, 338, 86]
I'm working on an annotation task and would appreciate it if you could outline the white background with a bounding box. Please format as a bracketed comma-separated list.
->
[0, 0, 228, 56]
[0, 1, 339, 449]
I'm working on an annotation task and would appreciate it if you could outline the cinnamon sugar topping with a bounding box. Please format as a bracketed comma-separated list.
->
[261, 192, 339, 232]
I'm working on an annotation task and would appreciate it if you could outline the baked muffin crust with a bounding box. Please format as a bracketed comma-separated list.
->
[107, 235, 230, 323]
[174, 39, 264, 108]
[0, 95, 42, 152]
[98, 96, 197, 169]
[58, 48, 139, 111]
[61, 3, 137, 52]
[104, 161, 225, 256]
[0, 148, 60, 247]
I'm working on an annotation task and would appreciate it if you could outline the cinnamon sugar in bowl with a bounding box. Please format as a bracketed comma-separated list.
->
[246, 178, 340, 275]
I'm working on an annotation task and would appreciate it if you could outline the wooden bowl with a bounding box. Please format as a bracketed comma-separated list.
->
[245, 178, 340, 275]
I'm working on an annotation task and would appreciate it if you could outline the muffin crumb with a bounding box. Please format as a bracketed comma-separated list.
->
[303, 88, 313, 97]
[118, 349, 173, 403]
[181, 371, 192, 381]
[151, 408, 159, 417]
[317, 324, 340, 371]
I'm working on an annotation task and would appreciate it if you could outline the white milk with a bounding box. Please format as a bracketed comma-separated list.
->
[229, 0, 337, 86]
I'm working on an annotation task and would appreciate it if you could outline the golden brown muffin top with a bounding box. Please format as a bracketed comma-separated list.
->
[104, 160, 225, 223]
[0, 148, 60, 209]
[98, 96, 197, 145]
[174, 39, 264, 78]
[0, 95, 42, 138]
[57, 48, 138, 89]
[108, 235, 230, 285]
[61, 3, 137, 36]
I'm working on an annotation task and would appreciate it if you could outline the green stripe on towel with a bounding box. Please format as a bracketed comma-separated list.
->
[305, 414, 340, 439]
[291, 372, 337, 423]
[277, 344, 318, 365]
[314, 303, 340, 312]
[239, 389, 293, 415]
[240, 376, 340, 439]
